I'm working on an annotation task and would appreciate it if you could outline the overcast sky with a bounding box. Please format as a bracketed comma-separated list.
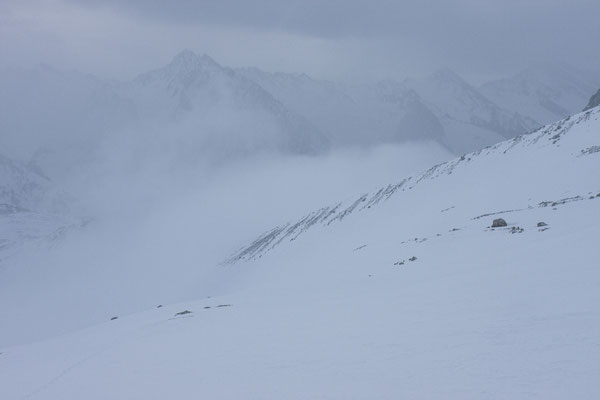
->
[1, 0, 599, 83]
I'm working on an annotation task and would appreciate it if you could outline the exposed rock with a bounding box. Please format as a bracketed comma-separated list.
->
[537, 222, 548, 227]
[579, 146, 600, 156]
[491, 218, 507, 228]
[110, 316, 118, 321]
[583, 89, 600, 111]
[409, 256, 418, 262]
[174, 310, 192, 316]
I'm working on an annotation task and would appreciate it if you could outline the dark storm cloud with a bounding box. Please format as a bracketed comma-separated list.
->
[2, 0, 600, 82]
[68, 0, 598, 40]
[64, 0, 600, 77]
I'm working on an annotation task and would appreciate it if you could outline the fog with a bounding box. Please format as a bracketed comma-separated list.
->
[1, 136, 452, 344]
[0, 46, 462, 345]
[0, 0, 598, 345]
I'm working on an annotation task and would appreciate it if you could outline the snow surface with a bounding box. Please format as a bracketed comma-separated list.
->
[1, 106, 599, 399]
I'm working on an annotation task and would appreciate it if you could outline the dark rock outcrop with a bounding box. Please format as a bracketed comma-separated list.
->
[492, 218, 508, 228]
[583, 89, 600, 111]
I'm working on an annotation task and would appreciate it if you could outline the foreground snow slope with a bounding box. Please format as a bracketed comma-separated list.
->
[1, 107, 599, 399]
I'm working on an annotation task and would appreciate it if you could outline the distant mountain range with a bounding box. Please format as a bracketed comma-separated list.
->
[404, 68, 539, 153]
[0, 50, 598, 178]
[481, 64, 600, 124]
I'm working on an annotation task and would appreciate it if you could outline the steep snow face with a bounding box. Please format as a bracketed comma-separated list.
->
[126, 51, 329, 157]
[238, 68, 444, 147]
[481, 65, 600, 125]
[405, 68, 539, 153]
[1, 108, 598, 399]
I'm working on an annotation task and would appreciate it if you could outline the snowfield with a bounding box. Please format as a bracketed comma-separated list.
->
[1, 107, 599, 399]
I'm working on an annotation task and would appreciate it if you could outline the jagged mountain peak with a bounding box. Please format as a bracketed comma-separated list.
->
[430, 67, 469, 85]
[134, 50, 226, 87]
[583, 89, 600, 111]
[170, 49, 220, 70]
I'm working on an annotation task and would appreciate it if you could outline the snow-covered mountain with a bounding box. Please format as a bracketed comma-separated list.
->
[481, 64, 600, 126]
[238, 68, 444, 147]
[0, 153, 69, 215]
[1, 102, 598, 399]
[124, 50, 329, 157]
[0, 153, 79, 264]
[0, 51, 330, 182]
[405, 68, 539, 153]
[4, 53, 593, 176]
[228, 105, 600, 263]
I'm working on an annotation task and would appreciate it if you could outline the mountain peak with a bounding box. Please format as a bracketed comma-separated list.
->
[430, 67, 468, 85]
[583, 88, 600, 111]
[168, 50, 220, 72]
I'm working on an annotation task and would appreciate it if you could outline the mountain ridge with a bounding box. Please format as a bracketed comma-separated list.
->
[227, 104, 600, 263]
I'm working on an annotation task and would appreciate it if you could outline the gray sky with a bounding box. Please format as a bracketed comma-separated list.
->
[1, 0, 599, 83]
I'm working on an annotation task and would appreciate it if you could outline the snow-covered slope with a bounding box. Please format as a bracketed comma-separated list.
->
[228, 106, 600, 262]
[238, 68, 444, 147]
[481, 64, 600, 126]
[405, 68, 539, 153]
[1, 105, 598, 399]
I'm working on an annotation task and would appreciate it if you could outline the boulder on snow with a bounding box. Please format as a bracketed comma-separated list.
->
[491, 218, 507, 228]
[537, 222, 548, 227]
